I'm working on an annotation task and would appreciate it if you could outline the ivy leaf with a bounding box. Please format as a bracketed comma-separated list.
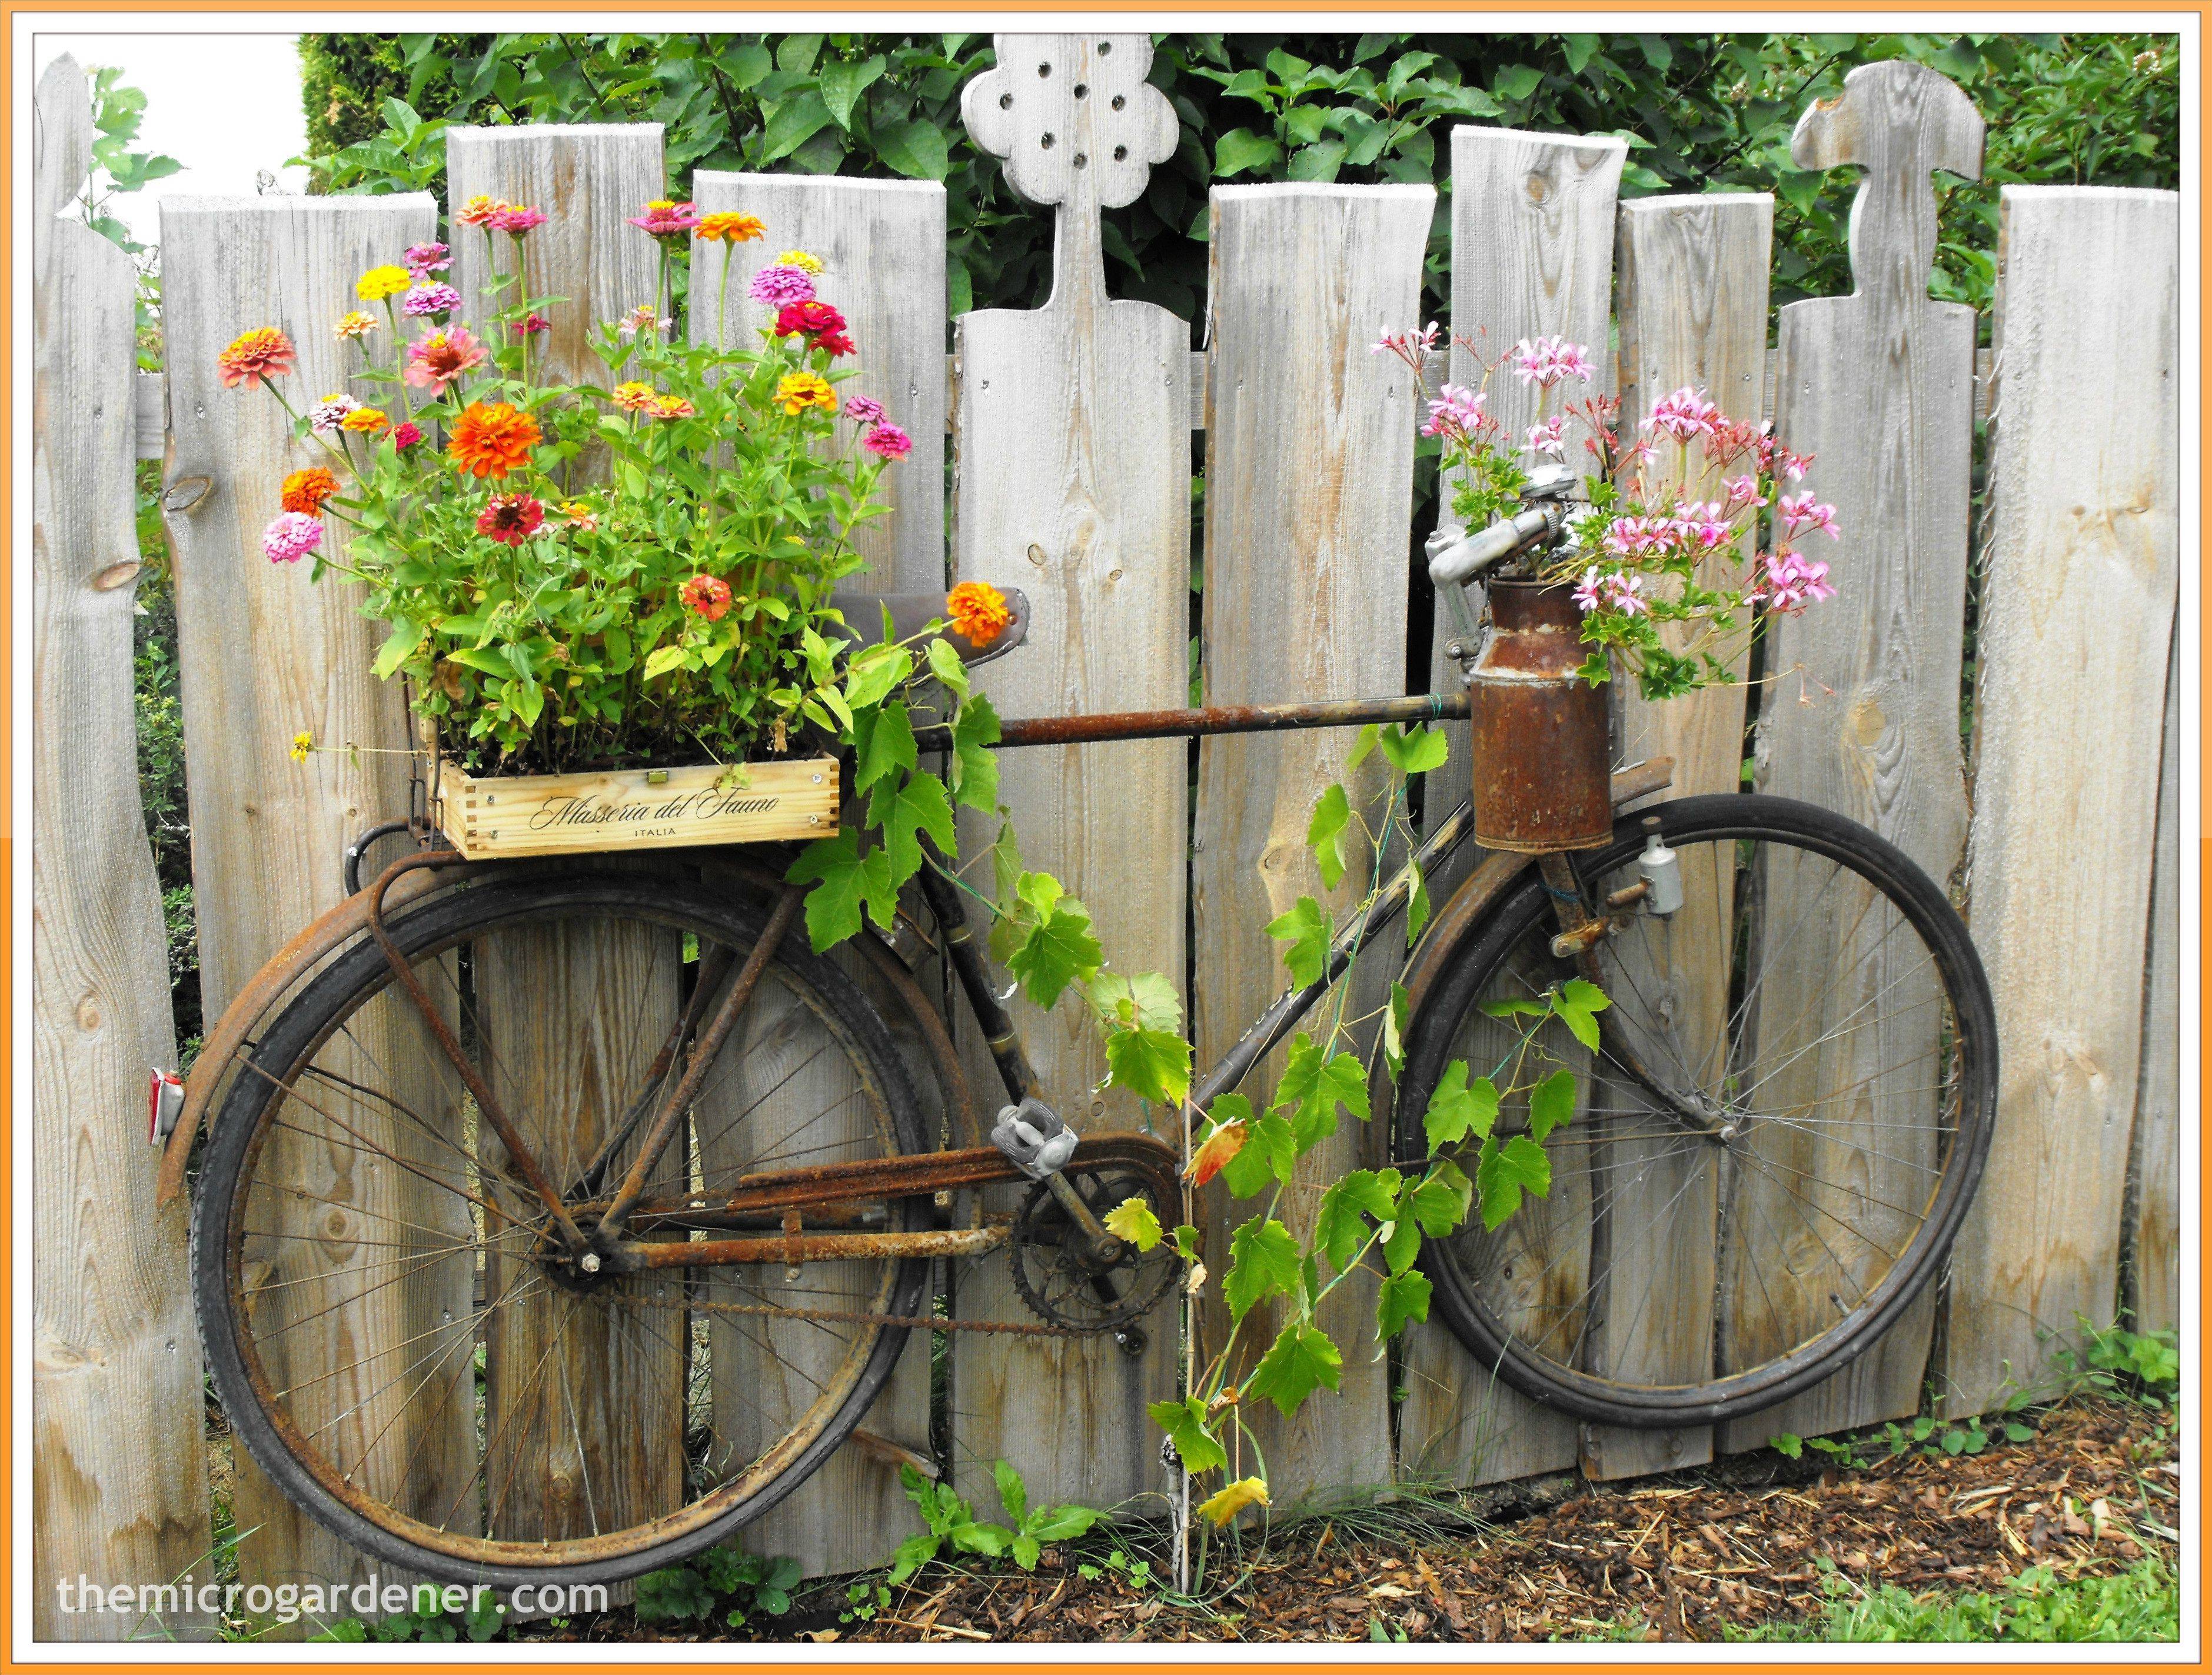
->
[1223, 1216, 1302, 1322]
[1103, 1196, 1163, 1253]
[1528, 1068, 1578, 1144]
[1002, 874, 1102, 1008]
[1189, 1094, 1251, 1187]
[1243, 1321, 1343, 1417]
[1476, 1134, 1552, 1231]
[1306, 782, 1352, 890]
[1196, 1477, 1270, 1528]
[1422, 1060, 1500, 1151]
[949, 693, 1001, 812]
[1265, 895, 1332, 988]
[1146, 1396, 1229, 1476]
[1315, 1168, 1399, 1273]
[1272, 1035, 1371, 1150]
[854, 700, 917, 790]
[1220, 1111, 1296, 1198]
[785, 830, 896, 951]
[1376, 1268, 1432, 1340]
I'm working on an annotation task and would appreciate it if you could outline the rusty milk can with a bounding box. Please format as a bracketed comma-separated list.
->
[1467, 577, 1612, 851]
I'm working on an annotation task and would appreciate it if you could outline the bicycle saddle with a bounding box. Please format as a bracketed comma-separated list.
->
[828, 585, 1031, 665]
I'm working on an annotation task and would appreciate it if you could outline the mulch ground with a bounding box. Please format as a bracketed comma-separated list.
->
[819, 1395, 2178, 1643]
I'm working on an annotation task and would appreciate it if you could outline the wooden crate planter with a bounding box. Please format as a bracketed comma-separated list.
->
[430, 755, 839, 858]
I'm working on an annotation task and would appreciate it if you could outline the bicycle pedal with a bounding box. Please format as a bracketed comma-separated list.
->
[990, 1097, 1079, 1180]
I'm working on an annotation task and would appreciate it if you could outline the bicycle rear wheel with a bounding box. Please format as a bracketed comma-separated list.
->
[1394, 794, 1996, 1428]
[189, 867, 931, 1590]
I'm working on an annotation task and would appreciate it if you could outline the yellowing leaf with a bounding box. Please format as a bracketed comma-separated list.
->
[1196, 1476, 1270, 1527]
[1102, 1196, 1163, 1252]
[1188, 1097, 1251, 1187]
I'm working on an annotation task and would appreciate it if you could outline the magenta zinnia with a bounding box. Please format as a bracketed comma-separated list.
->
[748, 264, 816, 307]
[475, 494, 545, 547]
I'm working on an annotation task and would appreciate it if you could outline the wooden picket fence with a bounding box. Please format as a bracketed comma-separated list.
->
[31, 37, 2180, 1640]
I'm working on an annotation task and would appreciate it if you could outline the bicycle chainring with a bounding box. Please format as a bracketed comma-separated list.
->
[1008, 1160, 1181, 1334]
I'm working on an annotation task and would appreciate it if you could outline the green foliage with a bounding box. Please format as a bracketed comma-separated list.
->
[314, 1591, 505, 1642]
[2074, 1320, 2181, 1400]
[297, 32, 2180, 334]
[889, 1460, 1100, 1584]
[75, 65, 178, 367]
[633, 1546, 801, 1628]
[1771, 1408, 2035, 1469]
[1728, 1554, 2178, 1643]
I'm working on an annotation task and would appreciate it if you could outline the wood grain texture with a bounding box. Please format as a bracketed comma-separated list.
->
[1727, 64, 1984, 1452]
[2127, 631, 2180, 1331]
[1399, 125, 1622, 1493]
[947, 32, 1190, 1514]
[1192, 183, 1432, 1508]
[161, 187, 450, 1611]
[1940, 186, 2179, 1414]
[1580, 194, 1770, 1483]
[691, 173, 947, 594]
[31, 57, 214, 1640]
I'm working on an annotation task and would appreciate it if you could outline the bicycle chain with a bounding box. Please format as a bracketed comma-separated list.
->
[599, 1284, 1087, 1338]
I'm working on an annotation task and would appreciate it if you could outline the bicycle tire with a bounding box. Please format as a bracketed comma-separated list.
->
[191, 867, 932, 1591]
[1394, 794, 1997, 1428]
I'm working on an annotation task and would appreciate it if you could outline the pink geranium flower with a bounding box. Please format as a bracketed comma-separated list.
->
[1506, 335, 1595, 389]
[1648, 387, 1720, 442]
[1778, 491, 1840, 541]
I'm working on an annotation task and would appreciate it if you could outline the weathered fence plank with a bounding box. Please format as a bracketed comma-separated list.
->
[162, 188, 453, 1616]
[693, 173, 947, 594]
[1722, 62, 1984, 1452]
[1580, 192, 1771, 1484]
[947, 32, 1189, 1513]
[1192, 182, 1433, 1507]
[1399, 125, 1623, 1493]
[444, 123, 678, 1594]
[688, 169, 946, 1577]
[32, 56, 214, 1641]
[1940, 185, 2180, 1415]
[2128, 635, 2181, 1331]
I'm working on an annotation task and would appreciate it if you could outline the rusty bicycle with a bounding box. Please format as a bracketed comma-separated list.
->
[166, 479, 1997, 1591]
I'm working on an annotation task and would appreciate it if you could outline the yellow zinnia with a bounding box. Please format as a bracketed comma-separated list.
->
[340, 407, 391, 435]
[356, 265, 412, 302]
[695, 211, 765, 244]
[774, 371, 837, 417]
[776, 248, 823, 274]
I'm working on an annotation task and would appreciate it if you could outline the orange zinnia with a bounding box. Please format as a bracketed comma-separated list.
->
[217, 327, 297, 389]
[281, 466, 341, 514]
[447, 401, 541, 479]
[946, 581, 1013, 648]
[695, 211, 765, 244]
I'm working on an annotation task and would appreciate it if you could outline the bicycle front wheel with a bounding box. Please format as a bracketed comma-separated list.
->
[189, 866, 932, 1591]
[1395, 794, 1996, 1428]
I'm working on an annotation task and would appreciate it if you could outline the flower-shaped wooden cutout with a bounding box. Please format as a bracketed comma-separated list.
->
[960, 34, 1179, 212]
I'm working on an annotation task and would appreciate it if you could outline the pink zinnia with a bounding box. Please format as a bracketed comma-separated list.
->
[489, 204, 547, 236]
[748, 264, 816, 307]
[844, 395, 887, 425]
[262, 512, 324, 564]
[863, 422, 913, 461]
[1649, 387, 1721, 443]
[404, 328, 491, 391]
[405, 241, 451, 276]
[308, 392, 361, 435]
[403, 282, 463, 319]
[476, 493, 545, 547]
[627, 200, 701, 240]
[511, 312, 552, 337]
[391, 421, 423, 451]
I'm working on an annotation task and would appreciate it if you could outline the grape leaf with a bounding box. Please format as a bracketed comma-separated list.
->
[1476, 1134, 1552, 1230]
[1265, 895, 1332, 988]
[1196, 1477, 1270, 1527]
[1315, 1168, 1399, 1272]
[1306, 782, 1352, 890]
[866, 767, 954, 885]
[1528, 1067, 1578, 1143]
[1103, 1022, 1190, 1106]
[949, 692, 1000, 812]
[1376, 722, 1448, 775]
[785, 830, 897, 951]
[1376, 1268, 1432, 1340]
[1223, 1216, 1302, 1322]
[1272, 1035, 1371, 1150]
[925, 633, 970, 698]
[1001, 874, 1102, 1008]
[1405, 1158, 1473, 1236]
[1422, 1060, 1500, 1151]
[1220, 1111, 1296, 1198]
[1103, 1196, 1163, 1252]
[1146, 1396, 1229, 1476]
[854, 700, 916, 790]
[1243, 1321, 1343, 1417]
[1189, 1094, 1252, 1186]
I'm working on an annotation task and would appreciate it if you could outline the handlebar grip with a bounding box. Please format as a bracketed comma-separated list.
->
[1426, 506, 1560, 589]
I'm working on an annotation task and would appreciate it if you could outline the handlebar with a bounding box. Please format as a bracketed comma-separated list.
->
[1426, 504, 1565, 590]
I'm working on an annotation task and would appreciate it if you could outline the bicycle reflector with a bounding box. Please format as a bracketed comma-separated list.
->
[148, 1067, 185, 1147]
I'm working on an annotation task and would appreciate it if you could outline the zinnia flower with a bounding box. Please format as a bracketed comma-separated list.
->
[749, 264, 816, 307]
[694, 211, 765, 244]
[281, 467, 341, 514]
[776, 299, 850, 347]
[357, 265, 413, 302]
[863, 422, 913, 461]
[611, 381, 658, 413]
[404, 241, 450, 276]
[646, 394, 696, 421]
[308, 392, 361, 435]
[511, 312, 553, 337]
[262, 512, 324, 564]
[774, 371, 837, 417]
[946, 581, 1013, 647]
[627, 199, 700, 240]
[455, 195, 505, 227]
[217, 327, 297, 389]
[558, 499, 598, 532]
[290, 730, 314, 764]
[341, 407, 391, 437]
[680, 574, 733, 621]
[488, 204, 547, 236]
[844, 395, 887, 425]
[333, 311, 378, 342]
[618, 303, 670, 339]
[403, 283, 463, 319]
[447, 401, 541, 479]
[404, 328, 490, 391]
[775, 248, 824, 274]
[475, 492, 545, 547]
[392, 421, 423, 451]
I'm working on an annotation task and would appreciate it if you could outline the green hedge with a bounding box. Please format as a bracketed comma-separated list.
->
[297, 31, 2177, 329]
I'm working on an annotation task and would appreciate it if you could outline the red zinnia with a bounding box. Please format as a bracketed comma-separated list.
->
[475, 493, 545, 547]
[680, 574, 733, 622]
[391, 421, 423, 451]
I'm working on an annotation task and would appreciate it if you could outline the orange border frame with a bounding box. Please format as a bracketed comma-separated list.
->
[5, 7, 2203, 1671]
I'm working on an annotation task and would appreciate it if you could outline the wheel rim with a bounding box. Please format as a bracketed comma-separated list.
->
[204, 886, 925, 1577]
[1403, 808, 1991, 1424]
